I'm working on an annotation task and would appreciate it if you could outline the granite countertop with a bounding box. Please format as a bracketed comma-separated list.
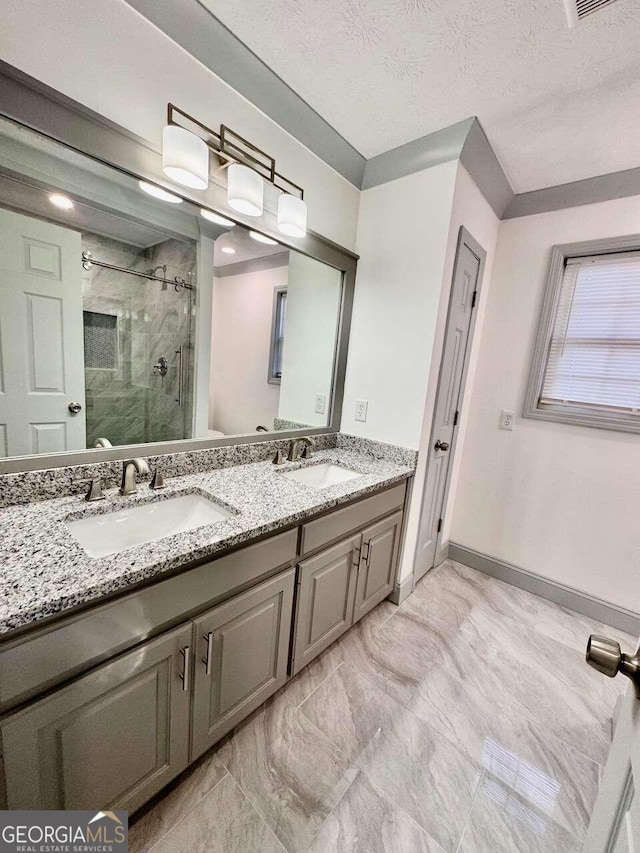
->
[0, 449, 413, 637]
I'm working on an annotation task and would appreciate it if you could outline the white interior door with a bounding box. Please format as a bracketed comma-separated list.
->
[0, 209, 85, 457]
[584, 635, 640, 852]
[414, 229, 482, 581]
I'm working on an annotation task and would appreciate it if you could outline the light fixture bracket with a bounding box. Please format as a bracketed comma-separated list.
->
[167, 104, 304, 201]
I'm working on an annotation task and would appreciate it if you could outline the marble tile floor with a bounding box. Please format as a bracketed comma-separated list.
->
[129, 560, 635, 853]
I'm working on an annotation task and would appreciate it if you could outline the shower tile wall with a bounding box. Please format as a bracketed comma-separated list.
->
[82, 234, 196, 448]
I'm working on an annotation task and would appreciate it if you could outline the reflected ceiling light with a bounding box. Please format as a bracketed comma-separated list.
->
[249, 231, 278, 246]
[227, 164, 263, 217]
[221, 246, 236, 254]
[277, 194, 307, 238]
[162, 125, 209, 190]
[200, 208, 235, 227]
[49, 193, 74, 211]
[138, 181, 183, 204]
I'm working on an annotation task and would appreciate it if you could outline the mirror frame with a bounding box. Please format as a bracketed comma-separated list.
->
[0, 60, 358, 474]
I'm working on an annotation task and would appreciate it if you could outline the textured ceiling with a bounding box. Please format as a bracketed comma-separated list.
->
[200, 0, 640, 193]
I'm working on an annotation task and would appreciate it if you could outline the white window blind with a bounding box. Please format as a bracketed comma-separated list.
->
[270, 288, 287, 381]
[540, 252, 640, 413]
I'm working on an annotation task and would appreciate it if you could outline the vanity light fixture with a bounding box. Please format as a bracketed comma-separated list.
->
[49, 193, 74, 211]
[277, 194, 307, 238]
[221, 246, 236, 254]
[250, 231, 278, 246]
[200, 208, 235, 227]
[165, 104, 307, 236]
[227, 164, 263, 217]
[138, 181, 183, 204]
[162, 125, 209, 190]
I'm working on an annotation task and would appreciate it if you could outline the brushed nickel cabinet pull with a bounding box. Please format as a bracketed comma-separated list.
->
[202, 632, 214, 676]
[179, 645, 191, 692]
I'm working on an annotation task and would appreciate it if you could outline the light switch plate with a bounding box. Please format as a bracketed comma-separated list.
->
[355, 399, 368, 422]
[314, 394, 326, 414]
[499, 409, 515, 430]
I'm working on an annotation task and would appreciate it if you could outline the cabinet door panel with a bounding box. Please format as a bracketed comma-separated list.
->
[354, 512, 403, 622]
[191, 568, 294, 760]
[292, 534, 360, 675]
[1, 623, 191, 812]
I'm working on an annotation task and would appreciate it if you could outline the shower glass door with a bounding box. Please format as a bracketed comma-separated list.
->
[82, 234, 196, 448]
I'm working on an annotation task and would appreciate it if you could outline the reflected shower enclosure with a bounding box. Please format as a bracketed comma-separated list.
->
[81, 234, 196, 447]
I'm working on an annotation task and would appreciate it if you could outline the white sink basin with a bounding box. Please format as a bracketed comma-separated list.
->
[282, 462, 361, 489]
[66, 493, 233, 558]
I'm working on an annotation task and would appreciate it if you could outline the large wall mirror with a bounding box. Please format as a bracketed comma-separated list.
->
[0, 102, 354, 471]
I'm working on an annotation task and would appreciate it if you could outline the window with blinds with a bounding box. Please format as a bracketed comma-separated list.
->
[540, 252, 640, 416]
[268, 286, 287, 384]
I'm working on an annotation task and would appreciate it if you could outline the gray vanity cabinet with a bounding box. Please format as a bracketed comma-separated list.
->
[291, 533, 361, 676]
[190, 568, 295, 760]
[0, 622, 192, 812]
[353, 511, 403, 622]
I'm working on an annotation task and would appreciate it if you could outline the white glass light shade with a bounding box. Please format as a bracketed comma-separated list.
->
[138, 181, 183, 204]
[162, 125, 209, 190]
[277, 194, 307, 238]
[200, 208, 235, 227]
[249, 231, 278, 246]
[227, 164, 263, 217]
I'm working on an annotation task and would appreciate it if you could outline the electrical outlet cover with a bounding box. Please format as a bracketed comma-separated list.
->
[355, 400, 368, 422]
[314, 394, 326, 414]
[499, 409, 515, 431]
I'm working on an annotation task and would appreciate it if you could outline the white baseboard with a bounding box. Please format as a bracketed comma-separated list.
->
[388, 574, 414, 605]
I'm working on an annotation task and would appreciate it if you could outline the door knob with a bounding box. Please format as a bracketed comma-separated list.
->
[68, 401, 82, 414]
[434, 440, 450, 452]
[586, 635, 640, 698]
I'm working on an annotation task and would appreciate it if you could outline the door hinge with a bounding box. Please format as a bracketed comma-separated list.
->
[437, 518, 443, 534]
[453, 410, 459, 427]
[471, 290, 477, 309]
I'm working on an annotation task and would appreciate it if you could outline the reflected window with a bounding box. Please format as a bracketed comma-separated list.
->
[269, 286, 287, 384]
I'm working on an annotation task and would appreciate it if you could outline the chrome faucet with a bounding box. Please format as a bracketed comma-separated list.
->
[120, 458, 150, 495]
[287, 436, 315, 462]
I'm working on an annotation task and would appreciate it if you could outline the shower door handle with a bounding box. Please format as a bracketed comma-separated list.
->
[175, 346, 184, 407]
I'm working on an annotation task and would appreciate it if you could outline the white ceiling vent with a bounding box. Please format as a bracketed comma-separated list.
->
[563, 0, 620, 27]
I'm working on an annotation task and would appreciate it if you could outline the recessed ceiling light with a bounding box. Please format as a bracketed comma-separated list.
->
[249, 231, 278, 246]
[201, 209, 235, 227]
[221, 246, 236, 255]
[138, 181, 182, 204]
[49, 193, 74, 211]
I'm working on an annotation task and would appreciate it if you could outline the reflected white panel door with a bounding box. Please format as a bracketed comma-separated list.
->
[414, 230, 482, 581]
[584, 635, 640, 853]
[0, 209, 85, 457]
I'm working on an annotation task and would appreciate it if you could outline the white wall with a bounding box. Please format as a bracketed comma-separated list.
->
[0, 0, 360, 250]
[341, 161, 459, 448]
[399, 164, 500, 580]
[279, 253, 342, 427]
[450, 194, 640, 610]
[209, 264, 287, 435]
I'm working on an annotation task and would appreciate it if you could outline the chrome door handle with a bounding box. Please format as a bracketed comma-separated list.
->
[586, 635, 640, 698]
[434, 440, 450, 452]
[202, 632, 214, 676]
[179, 645, 191, 692]
[362, 541, 371, 568]
[68, 401, 82, 414]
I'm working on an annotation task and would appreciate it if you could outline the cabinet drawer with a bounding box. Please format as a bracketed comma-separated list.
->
[0, 529, 297, 713]
[1, 622, 191, 812]
[300, 483, 406, 556]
